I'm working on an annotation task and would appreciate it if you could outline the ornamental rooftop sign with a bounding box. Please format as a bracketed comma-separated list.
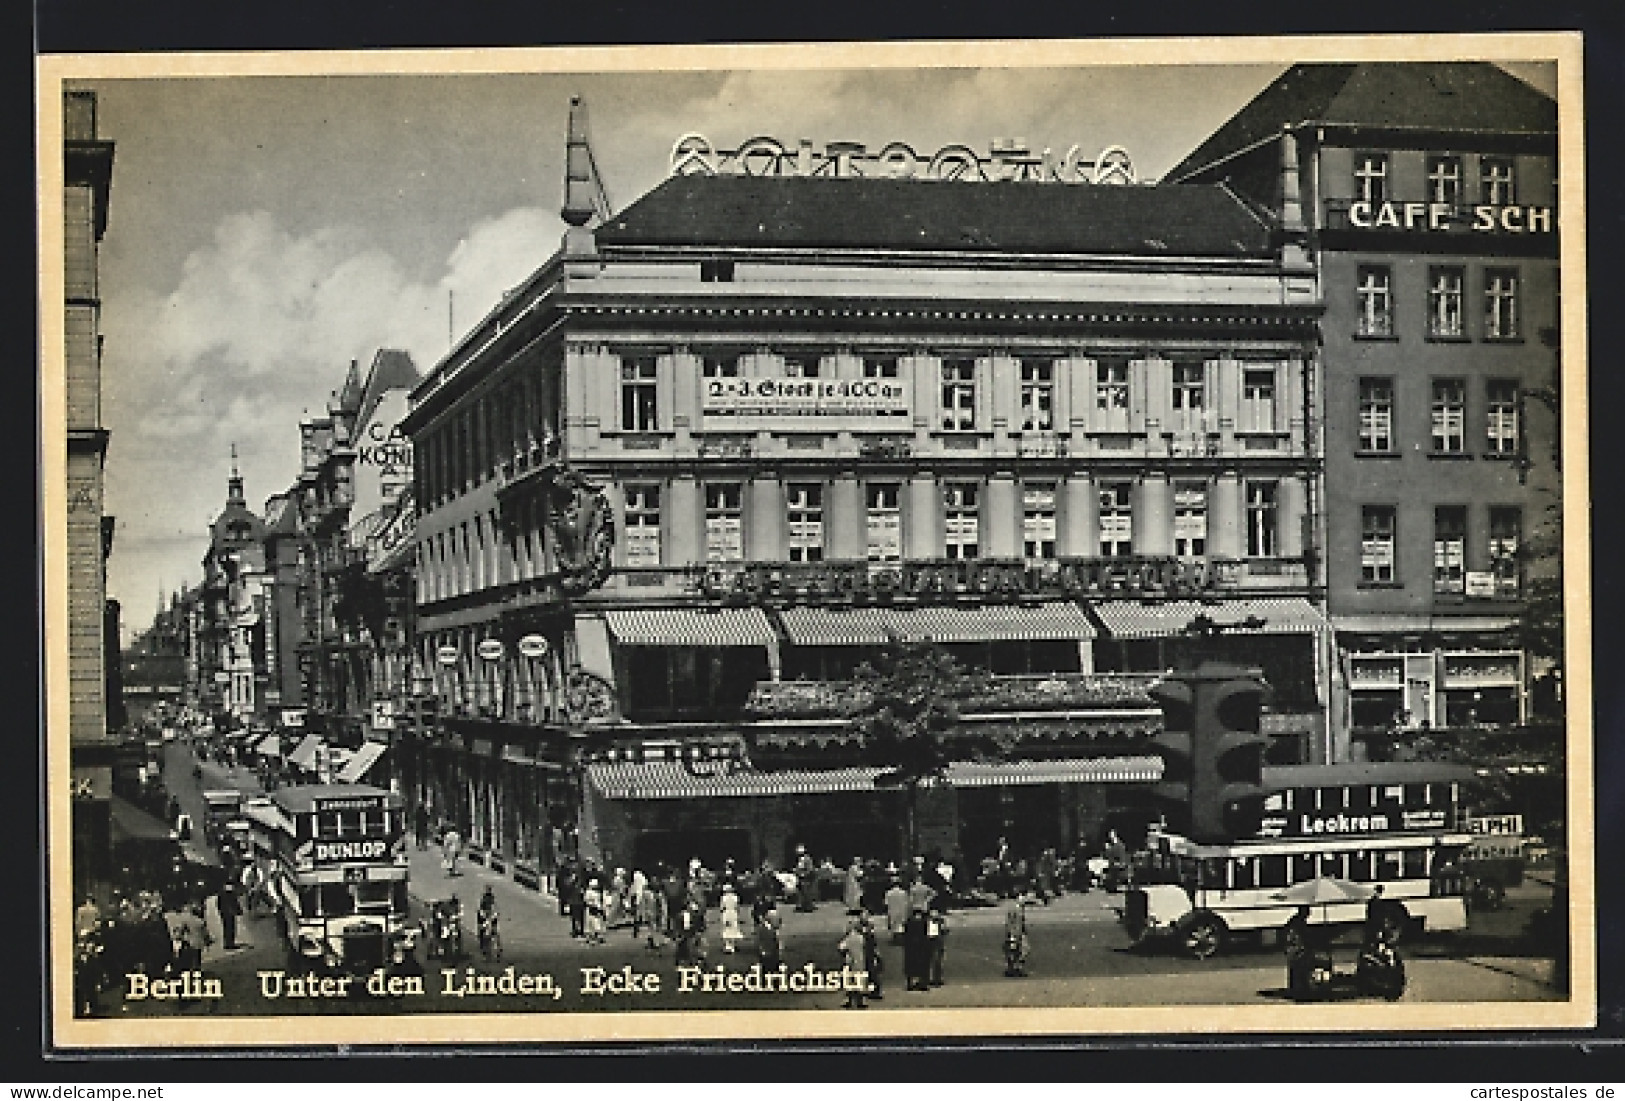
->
[670, 134, 1138, 185]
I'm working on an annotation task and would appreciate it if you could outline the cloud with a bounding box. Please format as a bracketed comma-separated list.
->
[102, 202, 564, 608]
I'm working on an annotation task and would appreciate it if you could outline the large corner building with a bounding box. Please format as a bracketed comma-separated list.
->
[397, 99, 1334, 883]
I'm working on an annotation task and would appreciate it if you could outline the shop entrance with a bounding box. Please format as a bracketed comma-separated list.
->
[632, 827, 753, 875]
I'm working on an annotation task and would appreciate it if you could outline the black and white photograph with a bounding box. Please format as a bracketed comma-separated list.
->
[38, 34, 1592, 1048]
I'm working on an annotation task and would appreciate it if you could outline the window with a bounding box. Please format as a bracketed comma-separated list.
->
[940, 359, 977, 430]
[1485, 268, 1520, 339]
[1354, 153, 1389, 206]
[1486, 380, 1521, 455]
[1358, 378, 1395, 452]
[1171, 363, 1206, 433]
[1020, 360, 1055, 432]
[1240, 368, 1277, 433]
[783, 355, 820, 378]
[1245, 482, 1279, 557]
[1434, 506, 1466, 594]
[786, 483, 824, 563]
[1426, 155, 1462, 206]
[1357, 266, 1393, 337]
[1099, 482, 1133, 557]
[1480, 156, 1516, 206]
[1023, 483, 1057, 560]
[863, 356, 899, 378]
[702, 355, 739, 378]
[1361, 506, 1397, 584]
[1428, 266, 1465, 338]
[704, 483, 743, 563]
[865, 483, 902, 563]
[943, 482, 980, 560]
[620, 357, 659, 431]
[1489, 507, 1521, 596]
[1095, 360, 1130, 430]
[1431, 379, 1467, 453]
[699, 259, 735, 283]
[623, 484, 661, 567]
[1173, 481, 1207, 558]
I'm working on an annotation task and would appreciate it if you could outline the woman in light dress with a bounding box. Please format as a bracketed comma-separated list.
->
[719, 883, 743, 953]
[582, 878, 606, 945]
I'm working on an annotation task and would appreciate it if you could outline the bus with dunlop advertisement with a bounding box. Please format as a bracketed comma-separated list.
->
[1124, 761, 1476, 958]
[242, 783, 415, 974]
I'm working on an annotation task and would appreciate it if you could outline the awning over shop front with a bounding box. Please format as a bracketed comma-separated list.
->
[1094, 598, 1329, 639]
[1332, 614, 1519, 635]
[604, 607, 777, 647]
[286, 734, 323, 771]
[586, 755, 1162, 801]
[110, 795, 175, 845]
[254, 734, 282, 759]
[944, 756, 1164, 787]
[335, 740, 386, 784]
[779, 602, 1096, 647]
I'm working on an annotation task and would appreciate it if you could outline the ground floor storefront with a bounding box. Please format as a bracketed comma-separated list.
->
[576, 755, 1164, 875]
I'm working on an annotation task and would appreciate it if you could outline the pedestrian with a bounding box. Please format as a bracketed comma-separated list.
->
[216, 883, 242, 950]
[884, 874, 909, 942]
[756, 897, 782, 970]
[902, 906, 931, 991]
[583, 877, 606, 945]
[838, 913, 867, 1009]
[719, 882, 743, 954]
[1004, 895, 1031, 977]
[674, 901, 707, 966]
[414, 803, 429, 851]
[566, 871, 586, 938]
[639, 876, 662, 951]
[1036, 847, 1057, 903]
[926, 897, 948, 987]
[75, 895, 102, 942]
[609, 867, 628, 927]
[861, 911, 883, 1001]
[557, 860, 577, 920]
[442, 825, 462, 877]
[793, 845, 817, 912]
[843, 857, 864, 913]
[168, 902, 210, 973]
[907, 874, 935, 915]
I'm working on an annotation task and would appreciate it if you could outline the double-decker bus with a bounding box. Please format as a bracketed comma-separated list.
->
[1124, 761, 1475, 958]
[242, 783, 414, 974]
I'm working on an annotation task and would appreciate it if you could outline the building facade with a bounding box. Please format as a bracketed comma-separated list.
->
[64, 88, 117, 895]
[1170, 62, 1560, 750]
[197, 455, 268, 726]
[399, 102, 1331, 884]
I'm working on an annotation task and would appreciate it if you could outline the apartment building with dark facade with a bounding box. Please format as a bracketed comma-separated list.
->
[1170, 62, 1560, 748]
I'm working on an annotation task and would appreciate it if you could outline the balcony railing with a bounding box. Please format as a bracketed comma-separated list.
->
[745, 672, 1160, 720]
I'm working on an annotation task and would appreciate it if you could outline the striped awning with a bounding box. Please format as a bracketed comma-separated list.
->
[587, 755, 1160, 801]
[1094, 598, 1329, 640]
[779, 602, 1095, 647]
[335, 741, 386, 784]
[587, 761, 881, 800]
[944, 756, 1163, 787]
[604, 607, 776, 647]
[286, 734, 323, 771]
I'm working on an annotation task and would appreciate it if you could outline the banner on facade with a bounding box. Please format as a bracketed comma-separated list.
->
[701, 376, 911, 428]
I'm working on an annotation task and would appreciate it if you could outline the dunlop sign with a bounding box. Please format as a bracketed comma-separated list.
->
[311, 839, 390, 864]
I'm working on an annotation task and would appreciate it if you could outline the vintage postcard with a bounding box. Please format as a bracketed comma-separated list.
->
[37, 32, 1592, 1049]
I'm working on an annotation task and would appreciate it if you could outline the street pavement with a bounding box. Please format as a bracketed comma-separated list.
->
[97, 737, 1562, 1018]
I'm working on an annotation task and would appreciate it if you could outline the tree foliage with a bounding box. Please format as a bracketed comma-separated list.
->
[844, 636, 1001, 787]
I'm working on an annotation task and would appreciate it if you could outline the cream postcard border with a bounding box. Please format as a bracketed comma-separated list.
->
[36, 31, 1595, 1048]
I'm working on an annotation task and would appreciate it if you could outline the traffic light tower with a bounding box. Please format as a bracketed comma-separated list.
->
[1149, 662, 1272, 843]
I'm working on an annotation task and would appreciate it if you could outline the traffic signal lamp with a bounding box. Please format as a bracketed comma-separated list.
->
[1149, 662, 1272, 843]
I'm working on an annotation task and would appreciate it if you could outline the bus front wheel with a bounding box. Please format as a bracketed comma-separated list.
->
[1181, 913, 1227, 960]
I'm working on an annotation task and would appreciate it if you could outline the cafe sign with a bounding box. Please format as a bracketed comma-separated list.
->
[1347, 201, 1554, 235]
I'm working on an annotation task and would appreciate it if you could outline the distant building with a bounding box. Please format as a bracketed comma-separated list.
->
[1170, 62, 1559, 751]
[197, 452, 268, 725]
[64, 88, 116, 896]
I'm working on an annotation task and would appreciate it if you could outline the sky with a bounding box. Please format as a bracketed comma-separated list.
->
[68, 53, 1558, 644]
